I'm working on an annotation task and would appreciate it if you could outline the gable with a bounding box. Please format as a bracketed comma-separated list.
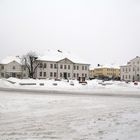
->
[57, 58, 74, 64]
[7, 61, 21, 66]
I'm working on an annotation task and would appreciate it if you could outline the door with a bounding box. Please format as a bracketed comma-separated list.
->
[63, 72, 67, 79]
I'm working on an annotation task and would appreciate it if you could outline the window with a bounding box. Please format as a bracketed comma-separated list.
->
[77, 73, 79, 78]
[1, 65, 4, 70]
[40, 72, 42, 76]
[60, 65, 63, 69]
[77, 66, 79, 70]
[40, 63, 43, 68]
[13, 66, 15, 70]
[74, 65, 76, 70]
[133, 75, 135, 80]
[50, 64, 53, 69]
[1, 73, 4, 77]
[85, 74, 87, 78]
[82, 66, 84, 70]
[82, 73, 84, 77]
[85, 66, 87, 70]
[12, 73, 16, 77]
[68, 65, 70, 69]
[60, 73, 62, 77]
[54, 72, 57, 77]
[54, 64, 57, 69]
[68, 73, 70, 77]
[44, 72, 46, 77]
[50, 72, 53, 77]
[73, 73, 76, 77]
[125, 75, 127, 79]
[64, 65, 67, 69]
[129, 75, 131, 79]
[44, 63, 46, 68]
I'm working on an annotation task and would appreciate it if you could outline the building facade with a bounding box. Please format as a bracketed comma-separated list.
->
[0, 52, 90, 80]
[0, 57, 27, 79]
[120, 56, 140, 82]
[90, 65, 120, 80]
[35, 58, 90, 80]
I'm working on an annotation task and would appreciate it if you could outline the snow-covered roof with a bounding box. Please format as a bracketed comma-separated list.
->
[38, 50, 90, 64]
[90, 64, 120, 70]
[130, 56, 140, 62]
[0, 56, 21, 65]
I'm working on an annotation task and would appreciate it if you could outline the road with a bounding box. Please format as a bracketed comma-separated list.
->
[0, 89, 140, 140]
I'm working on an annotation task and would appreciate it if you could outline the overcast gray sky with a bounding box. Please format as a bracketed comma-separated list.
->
[0, 0, 140, 66]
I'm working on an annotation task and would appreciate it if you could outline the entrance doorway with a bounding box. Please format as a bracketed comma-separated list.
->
[63, 72, 67, 79]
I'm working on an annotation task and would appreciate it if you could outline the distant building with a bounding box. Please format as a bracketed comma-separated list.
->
[120, 56, 140, 82]
[90, 64, 120, 80]
[0, 56, 27, 79]
[34, 50, 90, 80]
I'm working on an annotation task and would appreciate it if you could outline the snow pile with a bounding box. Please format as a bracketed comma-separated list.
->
[0, 78, 140, 93]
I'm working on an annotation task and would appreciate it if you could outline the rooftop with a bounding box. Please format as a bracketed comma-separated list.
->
[38, 50, 89, 64]
[0, 56, 21, 65]
[90, 64, 120, 70]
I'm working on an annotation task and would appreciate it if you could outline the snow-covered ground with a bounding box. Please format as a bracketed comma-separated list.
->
[1, 78, 140, 94]
[1, 78, 140, 139]
[0, 90, 140, 140]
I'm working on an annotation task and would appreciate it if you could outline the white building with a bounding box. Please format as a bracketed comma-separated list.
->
[0, 51, 90, 80]
[35, 50, 90, 80]
[0, 56, 27, 78]
[120, 56, 140, 82]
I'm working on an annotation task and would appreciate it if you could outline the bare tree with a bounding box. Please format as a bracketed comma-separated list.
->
[21, 51, 39, 78]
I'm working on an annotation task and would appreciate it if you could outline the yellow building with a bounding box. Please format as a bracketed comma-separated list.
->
[90, 65, 120, 80]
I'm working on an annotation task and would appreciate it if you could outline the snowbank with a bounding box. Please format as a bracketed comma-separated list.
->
[0, 78, 140, 94]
